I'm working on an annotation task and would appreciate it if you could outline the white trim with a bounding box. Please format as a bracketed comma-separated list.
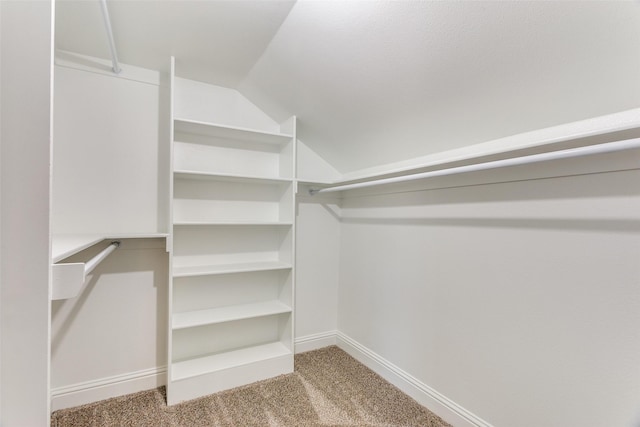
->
[336, 332, 493, 427]
[50, 366, 166, 412]
[294, 330, 338, 354]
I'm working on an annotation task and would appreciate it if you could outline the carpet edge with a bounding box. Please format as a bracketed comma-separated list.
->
[335, 331, 494, 427]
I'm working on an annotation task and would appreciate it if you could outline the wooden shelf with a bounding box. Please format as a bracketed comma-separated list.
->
[172, 300, 291, 330]
[174, 170, 292, 184]
[173, 261, 292, 278]
[171, 342, 291, 382]
[53, 233, 168, 263]
[174, 118, 293, 145]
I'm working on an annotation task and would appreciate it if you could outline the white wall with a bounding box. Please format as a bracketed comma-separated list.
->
[337, 151, 640, 427]
[0, 0, 53, 425]
[295, 192, 341, 347]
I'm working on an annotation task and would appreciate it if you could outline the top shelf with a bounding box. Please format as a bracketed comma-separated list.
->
[174, 118, 293, 145]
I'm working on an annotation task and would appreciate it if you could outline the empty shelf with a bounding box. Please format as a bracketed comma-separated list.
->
[174, 170, 292, 184]
[172, 342, 291, 382]
[172, 300, 291, 330]
[173, 221, 293, 226]
[174, 119, 293, 145]
[172, 261, 292, 278]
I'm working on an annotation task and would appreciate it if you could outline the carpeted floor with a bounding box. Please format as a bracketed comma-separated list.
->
[51, 346, 452, 427]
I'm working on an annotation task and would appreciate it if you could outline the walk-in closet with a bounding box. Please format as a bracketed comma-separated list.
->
[2, 1, 639, 426]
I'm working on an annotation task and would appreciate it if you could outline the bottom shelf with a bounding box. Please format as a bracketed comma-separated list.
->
[168, 342, 293, 405]
[172, 341, 291, 382]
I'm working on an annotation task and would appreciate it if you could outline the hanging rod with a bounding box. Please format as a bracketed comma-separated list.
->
[85, 241, 120, 275]
[98, 0, 121, 74]
[51, 241, 121, 300]
[309, 138, 640, 195]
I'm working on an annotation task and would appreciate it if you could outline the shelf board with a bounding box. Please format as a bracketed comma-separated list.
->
[172, 261, 292, 278]
[172, 342, 291, 382]
[297, 179, 338, 186]
[174, 118, 293, 145]
[172, 300, 291, 330]
[173, 221, 293, 226]
[52, 233, 168, 263]
[174, 170, 292, 184]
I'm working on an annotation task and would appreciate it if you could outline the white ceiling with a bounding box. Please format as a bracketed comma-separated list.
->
[55, 0, 296, 87]
[56, 0, 640, 173]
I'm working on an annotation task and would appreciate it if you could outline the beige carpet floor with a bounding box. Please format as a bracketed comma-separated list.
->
[51, 346, 452, 427]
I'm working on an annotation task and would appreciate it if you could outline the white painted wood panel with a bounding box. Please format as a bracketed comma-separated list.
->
[53, 66, 167, 235]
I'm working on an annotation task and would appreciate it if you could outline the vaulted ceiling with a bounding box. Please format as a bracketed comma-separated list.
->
[55, 0, 297, 87]
[56, 0, 640, 173]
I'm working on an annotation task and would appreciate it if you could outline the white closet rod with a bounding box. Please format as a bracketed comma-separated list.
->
[309, 138, 640, 195]
[85, 241, 120, 275]
[98, 0, 121, 74]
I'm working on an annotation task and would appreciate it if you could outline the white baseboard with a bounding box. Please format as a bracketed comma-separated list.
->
[294, 330, 338, 353]
[50, 329, 338, 412]
[51, 366, 166, 411]
[336, 332, 493, 427]
[51, 331, 491, 427]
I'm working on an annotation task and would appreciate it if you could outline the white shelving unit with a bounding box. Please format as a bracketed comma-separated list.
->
[167, 60, 297, 404]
